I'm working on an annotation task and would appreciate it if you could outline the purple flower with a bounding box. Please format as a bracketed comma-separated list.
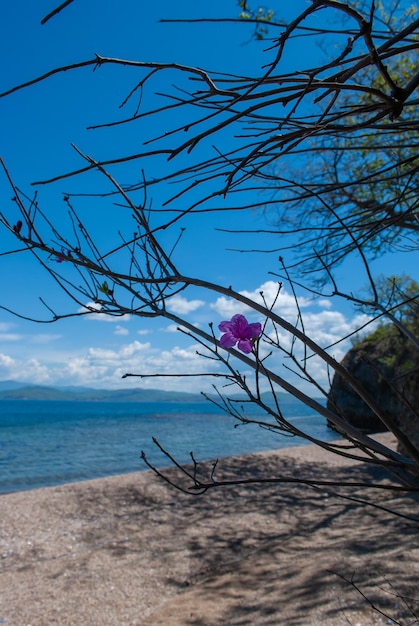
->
[54, 248, 66, 263]
[218, 314, 262, 354]
[54, 247, 72, 263]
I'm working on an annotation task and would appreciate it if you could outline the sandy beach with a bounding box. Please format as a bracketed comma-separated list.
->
[1, 433, 418, 626]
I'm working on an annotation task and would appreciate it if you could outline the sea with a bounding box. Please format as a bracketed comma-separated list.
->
[0, 399, 339, 494]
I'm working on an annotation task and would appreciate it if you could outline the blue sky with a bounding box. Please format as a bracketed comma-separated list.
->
[0, 1, 416, 394]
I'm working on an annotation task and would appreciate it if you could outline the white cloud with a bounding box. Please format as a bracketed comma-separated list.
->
[79, 301, 101, 312]
[21, 359, 51, 383]
[0, 353, 51, 385]
[87, 347, 119, 361]
[166, 294, 205, 315]
[30, 334, 62, 344]
[164, 324, 182, 333]
[44, 339, 213, 392]
[120, 341, 151, 357]
[0, 280, 378, 396]
[317, 299, 332, 309]
[0, 322, 15, 332]
[114, 325, 129, 336]
[0, 333, 22, 342]
[0, 331, 61, 345]
[206, 281, 377, 394]
[301, 311, 373, 347]
[210, 281, 311, 320]
[78, 302, 131, 323]
[0, 353, 15, 369]
[241, 282, 311, 311]
[162, 322, 199, 333]
[253, 307, 375, 392]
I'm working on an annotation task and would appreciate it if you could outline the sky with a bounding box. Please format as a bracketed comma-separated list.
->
[0, 0, 416, 395]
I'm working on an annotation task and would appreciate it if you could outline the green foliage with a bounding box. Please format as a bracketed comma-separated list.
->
[266, 0, 419, 275]
[355, 321, 417, 375]
[360, 274, 419, 326]
[376, 274, 419, 324]
[98, 281, 113, 297]
[237, 1, 275, 39]
[351, 274, 418, 348]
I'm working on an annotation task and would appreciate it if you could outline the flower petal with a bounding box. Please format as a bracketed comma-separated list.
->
[219, 320, 233, 333]
[219, 332, 237, 348]
[237, 339, 253, 353]
[246, 322, 262, 339]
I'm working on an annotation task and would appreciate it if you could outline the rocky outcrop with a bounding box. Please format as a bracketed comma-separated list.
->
[327, 324, 419, 446]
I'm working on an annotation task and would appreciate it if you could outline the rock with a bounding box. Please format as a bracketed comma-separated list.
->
[327, 324, 419, 443]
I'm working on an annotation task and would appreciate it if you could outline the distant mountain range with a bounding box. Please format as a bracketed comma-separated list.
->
[0, 380, 207, 403]
[0, 380, 307, 404]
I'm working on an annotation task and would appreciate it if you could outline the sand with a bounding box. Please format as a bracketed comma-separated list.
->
[1, 433, 418, 626]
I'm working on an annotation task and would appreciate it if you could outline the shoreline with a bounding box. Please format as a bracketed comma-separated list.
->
[0, 431, 394, 497]
[1, 432, 418, 626]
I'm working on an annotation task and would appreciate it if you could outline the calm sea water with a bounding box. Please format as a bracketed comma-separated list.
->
[0, 399, 338, 494]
